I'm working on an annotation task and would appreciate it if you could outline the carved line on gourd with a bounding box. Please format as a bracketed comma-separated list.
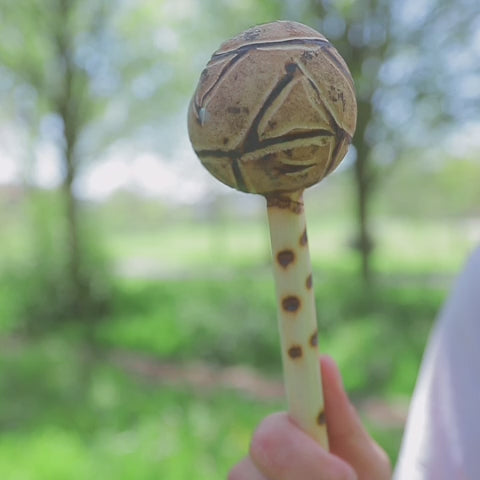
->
[326, 130, 348, 176]
[206, 69, 313, 190]
[296, 62, 351, 175]
[195, 128, 337, 159]
[320, 46, 355, 91]
[197, 37, 354, 110]
[194, 60, 350, 157]
[294, 54, 355, 118]
[212, 37, 331, 61]
[193, 55, 351, 165]
[196, 38, 331, 110]
[237, 62, 303, 178]
[194, 57, 352, 193]
[195, 52, 246, 110]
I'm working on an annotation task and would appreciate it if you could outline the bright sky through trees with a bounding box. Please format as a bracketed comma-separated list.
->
[0, 0, 478, 203]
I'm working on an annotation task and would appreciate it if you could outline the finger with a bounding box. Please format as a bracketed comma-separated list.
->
[228, 457, 270, 480]
[321, 355, 391, 479]
[250, 412, 357, 480]
[321, 355, 367, 445]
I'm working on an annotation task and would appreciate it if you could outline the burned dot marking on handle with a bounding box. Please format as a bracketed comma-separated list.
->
[310, 330, 318, 347]
[266, 195, 304, 214]
[277, 249, 295, 268]
[317, 409, 326, 426]
[306, 273, 313, 290]
[282, 295, 301, 313]
[288, 345, 303, 359]
[300, 228, 308, 246]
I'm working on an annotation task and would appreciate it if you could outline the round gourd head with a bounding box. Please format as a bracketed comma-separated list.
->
[188, 20, 357, 196]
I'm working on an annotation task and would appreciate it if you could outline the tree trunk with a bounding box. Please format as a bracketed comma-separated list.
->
[354, 148, 373, 283]
[54, 0, 88, 315]
[62, 149, 85, 315]
[353, 99, 374, 284]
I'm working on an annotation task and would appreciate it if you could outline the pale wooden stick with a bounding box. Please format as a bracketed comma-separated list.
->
[188, 20, 357, 450]
[267, 192, 328, 448]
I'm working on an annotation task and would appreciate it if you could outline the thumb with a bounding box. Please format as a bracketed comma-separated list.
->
[321, 356, 391, 479]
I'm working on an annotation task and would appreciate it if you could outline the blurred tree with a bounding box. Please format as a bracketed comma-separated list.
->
[3, 0, 477, 290]
[307, 0, 390, 283]
[0, 0, 198, 320]
[0, 0, 119, 324]
[281, 0, 480, 282]
[0, 0, 284, 324]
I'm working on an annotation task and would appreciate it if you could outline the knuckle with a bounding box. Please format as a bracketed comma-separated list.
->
[335, 463, 358, 480]
[250, 413, 283, 459]
[250, 413, 289, 474]
[326, 456, 358, 480]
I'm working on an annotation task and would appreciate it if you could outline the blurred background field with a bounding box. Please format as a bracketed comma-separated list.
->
[1, 0, 480, 479]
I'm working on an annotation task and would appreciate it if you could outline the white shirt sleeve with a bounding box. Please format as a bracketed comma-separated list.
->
[394, 246, 480, 480]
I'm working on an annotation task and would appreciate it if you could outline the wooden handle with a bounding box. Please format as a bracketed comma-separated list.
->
[266, 192, 328, 448]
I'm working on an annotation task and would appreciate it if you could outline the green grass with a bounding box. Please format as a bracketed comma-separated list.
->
[101, 215, 477, 274]
[92, 271, 444, 398]
[0, 338, 277, 480]
[1, 213, 477, 477]
[0, 333, 406, 479]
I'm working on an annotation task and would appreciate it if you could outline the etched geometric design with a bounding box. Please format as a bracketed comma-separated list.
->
[190, 35, 355, 194]
[195, 43, 350, 144]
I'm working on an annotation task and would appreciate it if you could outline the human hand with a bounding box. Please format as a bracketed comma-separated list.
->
[229, 356, 391, 479]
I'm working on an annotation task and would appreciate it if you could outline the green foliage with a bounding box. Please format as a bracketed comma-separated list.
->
[2, 190, 113, 332]
[0, 212, 472, 476]
[0, 338, 276, 480]
[378, 156, 480, 218]
[0, 262, 439, 476]
[99, 274, 280, 369]
[94, 269, 444, 399]
[1, 0, 479, 474]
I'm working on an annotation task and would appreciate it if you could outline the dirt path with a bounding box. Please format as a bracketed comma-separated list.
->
[109, 350, 409, 429]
